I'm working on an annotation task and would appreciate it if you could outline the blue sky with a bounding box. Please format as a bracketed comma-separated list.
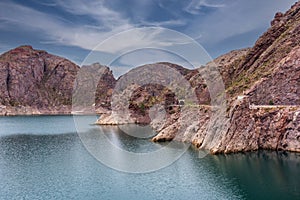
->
[0, 0, 296, 74]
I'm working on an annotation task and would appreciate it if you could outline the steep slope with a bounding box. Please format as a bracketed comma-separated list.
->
[227, 1, 300, 98]
[0, 46, 116, 115]
[97, 1, 300, 154]
[194, 1, 300, 153]
[150, 49, 249, 143]
[0, 45, 79, 115]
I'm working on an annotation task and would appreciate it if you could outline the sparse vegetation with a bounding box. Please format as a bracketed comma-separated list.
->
[139, 103, 146, 115]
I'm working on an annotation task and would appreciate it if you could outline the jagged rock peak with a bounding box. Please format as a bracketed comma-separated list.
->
[271, 1, 300, 26]
[0, 45, 48, 60]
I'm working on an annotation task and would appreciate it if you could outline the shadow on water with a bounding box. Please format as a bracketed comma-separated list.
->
[189, 148, 300, 200]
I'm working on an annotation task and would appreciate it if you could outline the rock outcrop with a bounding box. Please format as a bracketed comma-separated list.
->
[96, 1, 300, 154]
[0, 46, 116, 115]
[180, 1, 300, 153]
[0, 45, 79, 115]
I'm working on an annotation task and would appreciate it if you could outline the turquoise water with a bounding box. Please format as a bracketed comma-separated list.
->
[0, 116, 299, 200]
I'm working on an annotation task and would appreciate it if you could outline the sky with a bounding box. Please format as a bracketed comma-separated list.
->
[0, 0, 297, 76]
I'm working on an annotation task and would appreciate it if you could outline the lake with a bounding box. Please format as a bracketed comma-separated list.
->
[0, 116, 299, 200]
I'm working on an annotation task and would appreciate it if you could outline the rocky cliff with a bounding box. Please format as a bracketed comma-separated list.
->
[97, 1, 300, 154]
[0, 46, 116, 115]
[176, 1, 300, 153]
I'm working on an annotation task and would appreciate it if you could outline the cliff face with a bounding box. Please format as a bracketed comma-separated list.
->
[227, 1, 300, 97]
[0, 46, 116, 115]
[210, 46, 300, 154]
[186, 1, 300, 153]
[0, 45, 79, 115]
[97, 1, 300, 154]
[204, 1, 300, 153]
[72, 63, 116, 113]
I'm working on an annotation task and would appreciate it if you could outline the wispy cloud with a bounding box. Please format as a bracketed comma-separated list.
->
[184, 0, 225, 15]
[0, 1, 132, 51]
[185, 0, 296, 48]
[0, 0, 189, 54]
[52, 0, 132, 30]
[139, 19, 187, 27]
[0, 0, 297, 62]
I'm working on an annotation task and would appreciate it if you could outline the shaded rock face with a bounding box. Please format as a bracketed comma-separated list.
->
[127, 84, 178, 124]
[72, 63, 116, 112]
[94, 64, 116, 110]
[0, 46, 116, 115]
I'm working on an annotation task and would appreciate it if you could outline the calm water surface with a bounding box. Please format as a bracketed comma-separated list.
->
[0, 116, 299, 200]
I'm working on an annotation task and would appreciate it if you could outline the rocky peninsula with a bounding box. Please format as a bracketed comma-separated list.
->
[97, 1, 300, 154]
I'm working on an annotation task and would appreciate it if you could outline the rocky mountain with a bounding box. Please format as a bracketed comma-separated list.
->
[0, 45, 115, 115]
[168, 1, 300, 153]
[97, 1, 300, 154]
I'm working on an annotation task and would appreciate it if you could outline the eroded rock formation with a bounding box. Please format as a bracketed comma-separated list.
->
[97, 1, 300, 153]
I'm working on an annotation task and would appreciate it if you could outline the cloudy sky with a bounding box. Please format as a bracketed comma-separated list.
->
[0, 0, 296, 75]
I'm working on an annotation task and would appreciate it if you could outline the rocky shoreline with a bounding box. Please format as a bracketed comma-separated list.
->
[96, 98, 300, 154]
[0, 105, 72, 116]
[97, 2, 300, 154]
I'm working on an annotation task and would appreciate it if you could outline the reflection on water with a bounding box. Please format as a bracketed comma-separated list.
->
[92, 125, 166, 153]
[0, 116, 299, 199]
[78, 125, 191, 173]
[207, 151, 300, 200]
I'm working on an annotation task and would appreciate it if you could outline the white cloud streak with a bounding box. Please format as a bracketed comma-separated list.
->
[185, 0, 296, 46]
[0, 0, 190, 54]
[184, 0, 225, 15]
[139, 19, 187, 27]
[0, 1, 133, 51]
[0, 0, 297, 59]
[52, 0, 131, 30]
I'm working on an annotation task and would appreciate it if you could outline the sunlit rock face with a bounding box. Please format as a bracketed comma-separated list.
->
[98, 1, 300, 154]
[0, 46, 116, 115]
